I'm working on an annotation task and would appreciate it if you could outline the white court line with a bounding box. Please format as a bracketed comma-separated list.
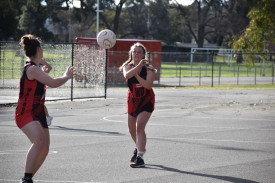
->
[102, 115, 275, 131]
[0, 150, 58, 155]
[0, 179, 101, 183]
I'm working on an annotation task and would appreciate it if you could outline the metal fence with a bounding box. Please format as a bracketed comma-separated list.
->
[107, 51, 275, 87]
[0, 41, 274, 104]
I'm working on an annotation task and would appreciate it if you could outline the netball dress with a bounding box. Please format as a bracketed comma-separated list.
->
[15, 61, 47, 128]
[127, 65, 155, 117]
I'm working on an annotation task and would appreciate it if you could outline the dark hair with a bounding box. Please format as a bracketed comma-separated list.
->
[119, 42, 147, 71]
[19, 34, 41, 58]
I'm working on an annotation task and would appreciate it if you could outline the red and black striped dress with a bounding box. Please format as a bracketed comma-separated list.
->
[15, 61, 47, 129]
[127, 65, 155, 117]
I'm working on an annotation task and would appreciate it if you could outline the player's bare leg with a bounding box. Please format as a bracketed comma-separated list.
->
[136, 111, 151, 155]
[131, 111, 151, 168]
[128, 114, 137, 143]
[32, 128, 50, 175]
[21, 121, 49, 176]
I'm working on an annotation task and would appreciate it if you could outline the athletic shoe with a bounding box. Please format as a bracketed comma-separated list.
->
[130, 148, 137, 162]
[47, 116, 53, 126]
[130, 156, 145, 168]
[21, 178, 33, 183]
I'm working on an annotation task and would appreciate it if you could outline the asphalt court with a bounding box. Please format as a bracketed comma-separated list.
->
[0, 88, 275, 183]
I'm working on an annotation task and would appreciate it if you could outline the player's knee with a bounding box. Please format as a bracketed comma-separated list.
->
[136, 125, 145, 135]
[33, 136, 47, 149]
[129, 128, 136, 135]
[42, 144, 49, 156]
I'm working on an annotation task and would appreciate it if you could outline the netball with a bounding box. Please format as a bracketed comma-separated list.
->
[97, 29, 116, 49]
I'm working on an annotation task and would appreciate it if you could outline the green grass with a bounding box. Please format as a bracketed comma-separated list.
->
[0, 49, 71, 79]
[160, 62, 274, 78]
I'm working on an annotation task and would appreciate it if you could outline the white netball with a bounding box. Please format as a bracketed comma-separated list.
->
[96, 29, 116, 49]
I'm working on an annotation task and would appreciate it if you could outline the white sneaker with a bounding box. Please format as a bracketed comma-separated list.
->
[47, 116, 53, 126]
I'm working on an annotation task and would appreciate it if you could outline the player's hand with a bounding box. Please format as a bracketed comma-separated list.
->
[138, 59, 149, 67]
[42, 65, 51, 73]
[63, 66, 76, 78]
[41, 59, 52, 73]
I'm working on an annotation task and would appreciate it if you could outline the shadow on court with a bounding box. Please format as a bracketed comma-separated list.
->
[145, 164, 260, 183]
[53, 125, 125, 136]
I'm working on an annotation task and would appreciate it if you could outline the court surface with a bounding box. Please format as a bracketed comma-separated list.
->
[0, 88, 275, 183]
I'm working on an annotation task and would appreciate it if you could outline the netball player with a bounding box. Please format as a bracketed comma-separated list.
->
[16, 34, 75, 183]
[120, 42, 156, 168]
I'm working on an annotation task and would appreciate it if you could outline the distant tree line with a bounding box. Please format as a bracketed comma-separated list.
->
[0, 0, 273, 51]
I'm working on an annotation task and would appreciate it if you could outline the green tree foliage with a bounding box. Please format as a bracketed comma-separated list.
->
[0, 0, 26, 40]
[231, 0, 275, 65]
[18, 0, 54, 40]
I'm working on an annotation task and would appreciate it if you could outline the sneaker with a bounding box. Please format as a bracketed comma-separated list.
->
[21, 178, 33, 183]
[130, 148, 137, 162]
[46, 116, 53, 126]
[130, 156, 145, 168]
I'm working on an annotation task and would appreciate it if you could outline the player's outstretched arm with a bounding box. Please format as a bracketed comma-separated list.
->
[27, 65, 75, 88]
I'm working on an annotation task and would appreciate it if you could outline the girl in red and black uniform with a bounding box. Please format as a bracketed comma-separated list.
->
[120, 42, 156, 168]
[16, 34, 75, 183]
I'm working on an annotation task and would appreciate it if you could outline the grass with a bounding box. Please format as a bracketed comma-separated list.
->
[0, 49, 72, 79]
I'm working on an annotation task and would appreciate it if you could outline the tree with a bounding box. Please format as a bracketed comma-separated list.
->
[172, 0, 221, 48]
[218, 0, 250, 47]
[0, 0, 26, 40]
[149, 0, 174, 43]
[231, 0, 275, 65]
[118, 0, 148, 38]
[171, 0, 250, 47]
[18, 0, 54, 40]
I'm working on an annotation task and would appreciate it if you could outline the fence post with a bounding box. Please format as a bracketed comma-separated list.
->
[71, 43, 74, 101]
[176, 60, 178, 77]
[199, 66, 201, 86]
[237, 66, 239, 85]
[254, 66, 257, 85]
[211, 52, 214, 87]
[219, 63, 221, 85]
[179, 67, 182, 86]
[104, 49, 108, 99]
[262, 60, 265, 76]
[233, 63, 235, 77]
[272, 65, 274, 84]
[3, 50, 4, 87]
